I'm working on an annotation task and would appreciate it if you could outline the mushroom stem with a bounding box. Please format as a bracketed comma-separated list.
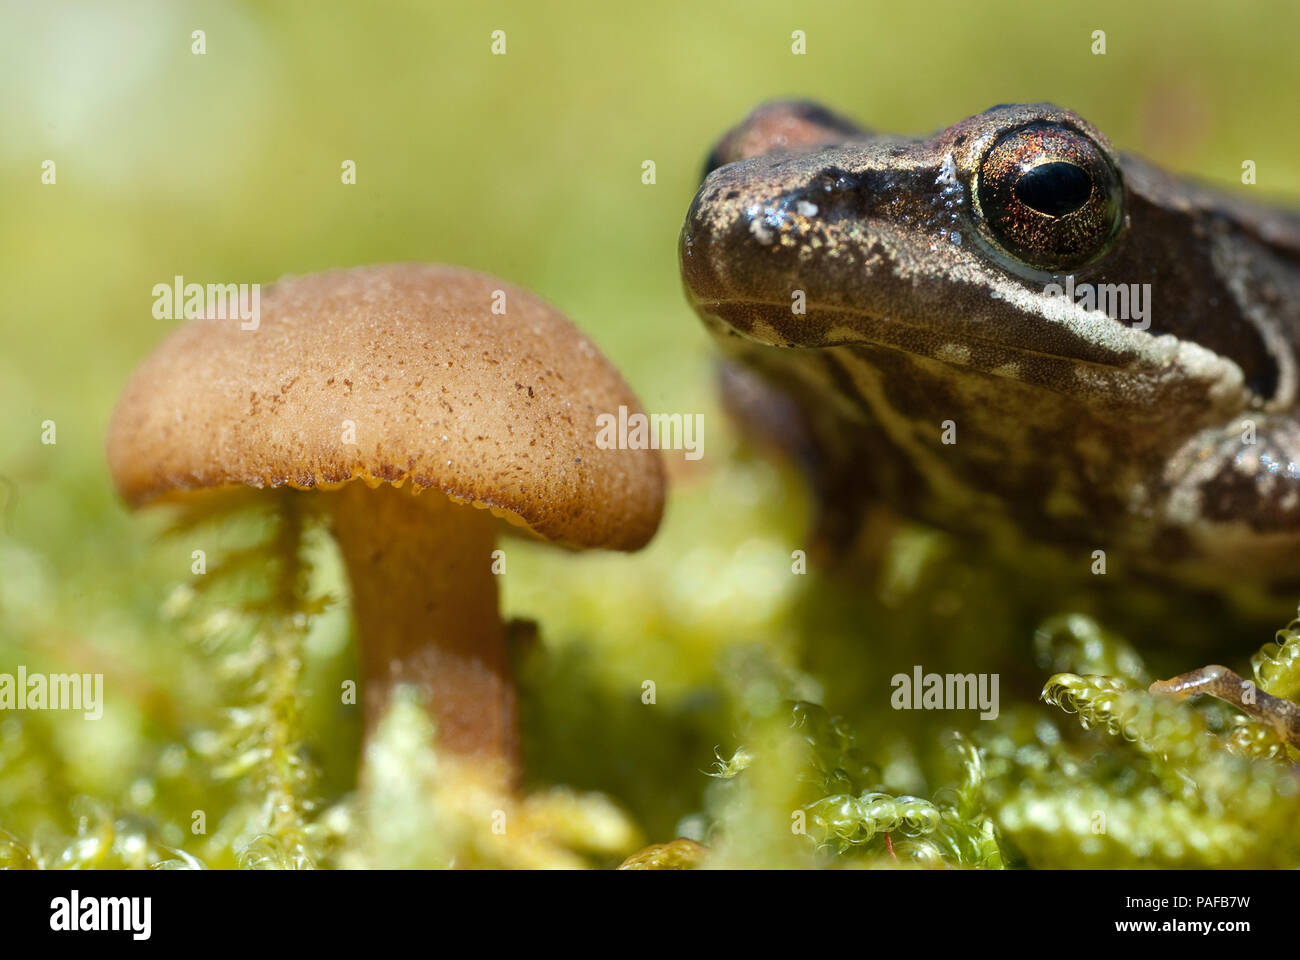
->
[330, 481, 518, 784]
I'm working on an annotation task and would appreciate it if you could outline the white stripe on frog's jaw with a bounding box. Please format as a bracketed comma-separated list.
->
[694, 291, 1248, 424]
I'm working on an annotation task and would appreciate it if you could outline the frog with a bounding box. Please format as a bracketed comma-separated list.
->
[679, 101, 1300, 739]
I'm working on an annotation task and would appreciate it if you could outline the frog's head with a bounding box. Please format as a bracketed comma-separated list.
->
[681, 101, 1288, 417]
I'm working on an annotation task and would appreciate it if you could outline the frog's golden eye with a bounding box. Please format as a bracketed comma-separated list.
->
[975, 123, 1123, 271]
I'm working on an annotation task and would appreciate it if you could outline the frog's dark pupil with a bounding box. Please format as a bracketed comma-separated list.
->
[1014, 162, 1093, 217]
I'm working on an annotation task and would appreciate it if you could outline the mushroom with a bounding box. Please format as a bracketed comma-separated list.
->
[107, 264, 666, 786]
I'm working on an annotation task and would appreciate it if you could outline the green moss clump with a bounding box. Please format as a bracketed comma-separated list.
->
[979, 621, 1300, 868]
[698, 701, 1007, 869]
[6, 422, 1300, 870]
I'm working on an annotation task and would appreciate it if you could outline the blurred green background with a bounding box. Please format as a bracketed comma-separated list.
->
[2, 0, 1298, 860]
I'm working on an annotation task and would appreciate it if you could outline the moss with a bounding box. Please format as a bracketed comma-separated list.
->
[5, 438, 1300, 869]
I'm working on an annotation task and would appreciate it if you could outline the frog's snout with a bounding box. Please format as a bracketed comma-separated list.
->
[679, 163, 781, 307]
[679, 187, 725, 304]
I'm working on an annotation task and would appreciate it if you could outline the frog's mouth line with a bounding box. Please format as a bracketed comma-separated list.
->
[695, 295, 1147, 377]
[696, 295, 1266, 416]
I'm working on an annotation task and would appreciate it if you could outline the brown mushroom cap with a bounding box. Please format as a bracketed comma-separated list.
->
[107, 263, 665, 549]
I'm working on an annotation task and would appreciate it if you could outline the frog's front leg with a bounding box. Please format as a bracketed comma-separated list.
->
[716, 357, 906, 564]
[1154, 414, 1300, 594]
[1149, 416, 1300, 741]
[716, 357, 874, 561]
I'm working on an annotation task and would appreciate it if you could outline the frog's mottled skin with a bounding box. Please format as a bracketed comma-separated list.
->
[681, 102, 1300, 595]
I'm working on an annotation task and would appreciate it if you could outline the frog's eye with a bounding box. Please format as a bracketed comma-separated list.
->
[975, 123, 1123, 271]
